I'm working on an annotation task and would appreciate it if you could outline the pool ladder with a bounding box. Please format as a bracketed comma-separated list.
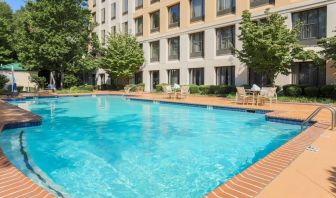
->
[301, 105, 336, 131]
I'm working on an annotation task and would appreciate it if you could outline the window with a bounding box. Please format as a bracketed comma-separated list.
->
[101, 8, 105, 24]
[150, 11, 160, 33]
[168, 69, 180, 85]
[292, 62, 326, 86]
[190, 32, 204, 58]
[216, 25, 235, 55]
[292, 7, 326, 45]
[135, 16, 143, 36]
[168, 37, 180, 60]
[111, 3, 116, 20]
[190, 0, 204, 22]
[248, 68, 272, 86]
[151, 0, 160, 4]
[189, 68, 204, 85]
[122, 0, 128, 15]
[136, 0, 143, 9]
[122, 22, 128, 33]
[100, 74, 105, 85]
[92, 12, 96, 23]
[111, 26, 116, 34]
[216, 66, 235, 85]
[217, 0, 235, 16]
[169, 4, 180, 28]
[135, 71, 143, 84]
[150, 41, 160, 62]
[250, 0, 274, 8]
[150, 71, 160, 91]
[101, 30, 106, 45]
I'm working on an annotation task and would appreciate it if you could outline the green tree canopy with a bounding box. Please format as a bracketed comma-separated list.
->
[13, 0, 93, 87]
[0, 0, 15, 65]
[318, 35, 336, 66]
[236, 10, 319, 85]
[100, 34, 144, 81]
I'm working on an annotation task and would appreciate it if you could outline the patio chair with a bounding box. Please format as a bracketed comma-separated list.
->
[177, 85, 190, 99]
[257, 87, 278, 106]
[163, 85, 175, 99]
[235, 87, 253, 105]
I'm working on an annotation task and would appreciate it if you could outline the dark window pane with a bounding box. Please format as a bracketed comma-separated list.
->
[217, 0, 235, 16]
[292, 7, 326, 45]
[191, 0, 204, 21]
[216, 66, 235, 85]
[169, 4, 180, 27]
[168, 37, 180, 60]
[189, 68, 204, 85]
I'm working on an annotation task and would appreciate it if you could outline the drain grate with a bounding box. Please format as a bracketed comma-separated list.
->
[306, 145, 319, 152]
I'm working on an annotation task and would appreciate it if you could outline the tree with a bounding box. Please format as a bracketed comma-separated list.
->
[0, 1, 15, 65]
[13, 0, 92, 88]
[0, 74, 9, 89]
[29, 74, 46, 90]
[100, 34, 144, 83]
[236, 10, 319, 85]
[318, 35, 336, 66]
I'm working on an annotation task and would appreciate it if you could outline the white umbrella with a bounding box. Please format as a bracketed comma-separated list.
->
[11, 65, 17, 93]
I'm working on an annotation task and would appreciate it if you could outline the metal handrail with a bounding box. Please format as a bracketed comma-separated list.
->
[301, 105, 336, 131]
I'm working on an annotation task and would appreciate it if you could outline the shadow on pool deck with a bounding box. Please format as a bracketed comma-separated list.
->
[328, 167, 336, 194]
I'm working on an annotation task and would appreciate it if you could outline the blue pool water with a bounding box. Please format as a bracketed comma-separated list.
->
[0, 96, 301, 198]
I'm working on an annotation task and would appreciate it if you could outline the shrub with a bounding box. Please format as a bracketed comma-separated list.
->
[0, 74, 9, 89]
[64, 74, 78, 88]
[189, 84, 200, 94]
[199, 85, 211, 95]
[78, 85, 94, 91]
[283, 84, 302, 96]
[69, 86, 79, 92]
[29, 74, 46, 89]
[125, 84, 137, 92]
[100, 84, 113, 90]
[319, 85, 335, 98]
[209, 85, 218, 95]
[155, 83, 168, 92]
[299, 84, 312, 96]
[304, 86, 319, 97]
[17, 86, 24, 92]
[136, 83, 145, 92]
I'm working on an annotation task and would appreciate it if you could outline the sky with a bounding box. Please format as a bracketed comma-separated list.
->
[5, 0, 25, 11]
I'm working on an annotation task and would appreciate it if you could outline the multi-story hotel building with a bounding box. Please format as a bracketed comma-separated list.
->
[89, 0, 336, 92]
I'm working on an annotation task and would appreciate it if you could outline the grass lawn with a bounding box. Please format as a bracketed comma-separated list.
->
[56, 89, 93, 94]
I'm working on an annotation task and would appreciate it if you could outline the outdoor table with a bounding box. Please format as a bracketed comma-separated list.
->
[245, 89, 261, 105]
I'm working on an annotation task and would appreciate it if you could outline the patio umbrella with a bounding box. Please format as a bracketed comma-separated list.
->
[11, 65, 17, 93]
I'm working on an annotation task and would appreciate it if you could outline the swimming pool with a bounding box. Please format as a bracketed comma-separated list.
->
[0, 95, 301, 197]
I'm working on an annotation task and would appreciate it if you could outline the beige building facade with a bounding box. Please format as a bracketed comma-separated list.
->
[90, 0, 336, 91]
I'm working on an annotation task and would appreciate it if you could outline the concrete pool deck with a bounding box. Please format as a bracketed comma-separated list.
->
[0, 91, 335, 197]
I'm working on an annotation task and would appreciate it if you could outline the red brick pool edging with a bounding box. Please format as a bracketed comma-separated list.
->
[205, 122, 328, 198]
[0, 101, 55, 198]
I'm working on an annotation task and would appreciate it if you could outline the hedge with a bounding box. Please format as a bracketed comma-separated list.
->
[304, 86, 319, 97]
[189, 84, 200, 94]
[283, 84, 302, 97]
[319, 85, 335, 98]
[155, 83, 168, 92]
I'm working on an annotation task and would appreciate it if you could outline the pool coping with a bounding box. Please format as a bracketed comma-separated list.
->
[0, 94, 330, 197]
[0, 101, 54, 198]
